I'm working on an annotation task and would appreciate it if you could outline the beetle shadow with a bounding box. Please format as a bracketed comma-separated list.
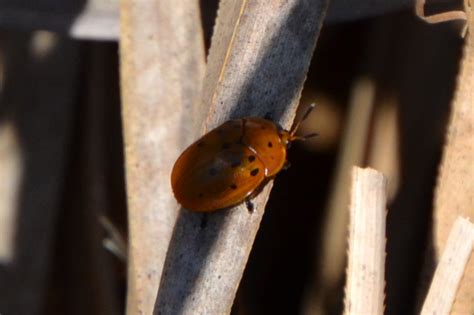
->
[153, 0, 323, 313]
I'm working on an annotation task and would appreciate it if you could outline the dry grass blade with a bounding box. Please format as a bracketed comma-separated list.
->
[344, 167, 387, 315]
[421, 217, 474, 315]
[0, 30, 80, 314]
[119, 1, 205, 314]
[415, 0, 467, 25]
[432, 4, 474, 313]
[303, 77, 377, 314]
[154, 0, 329, 314]
[0, 32, 78, 314]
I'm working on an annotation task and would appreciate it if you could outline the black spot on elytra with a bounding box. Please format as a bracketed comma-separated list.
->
[230, 184, 237, 190]
[268, 141, 273, 148]
[222, 143, 230, 149]
[198, 193, 204, 198]
[248, 155, 256, 162]
[209, 167, 218, 176]
[250, 168, 259, 176]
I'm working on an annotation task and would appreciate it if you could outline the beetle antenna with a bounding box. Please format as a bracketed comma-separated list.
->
[302, 132, 319, 139]
[291, 132, 319, 142]
[290, 103, 316, 137]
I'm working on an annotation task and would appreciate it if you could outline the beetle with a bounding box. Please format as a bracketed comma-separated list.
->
[171, 104, 317, 212]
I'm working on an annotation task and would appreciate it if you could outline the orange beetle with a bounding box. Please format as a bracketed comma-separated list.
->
[171, 104, 316, 212]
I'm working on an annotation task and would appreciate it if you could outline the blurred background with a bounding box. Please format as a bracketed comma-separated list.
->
[0, 0, 466, 314]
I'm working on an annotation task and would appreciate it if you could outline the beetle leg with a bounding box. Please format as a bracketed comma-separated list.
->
[200, 214, 208, 229]
[264, 112, 274, 121]
[282, 160, 292, 170]
[245, 199, 255, 213]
